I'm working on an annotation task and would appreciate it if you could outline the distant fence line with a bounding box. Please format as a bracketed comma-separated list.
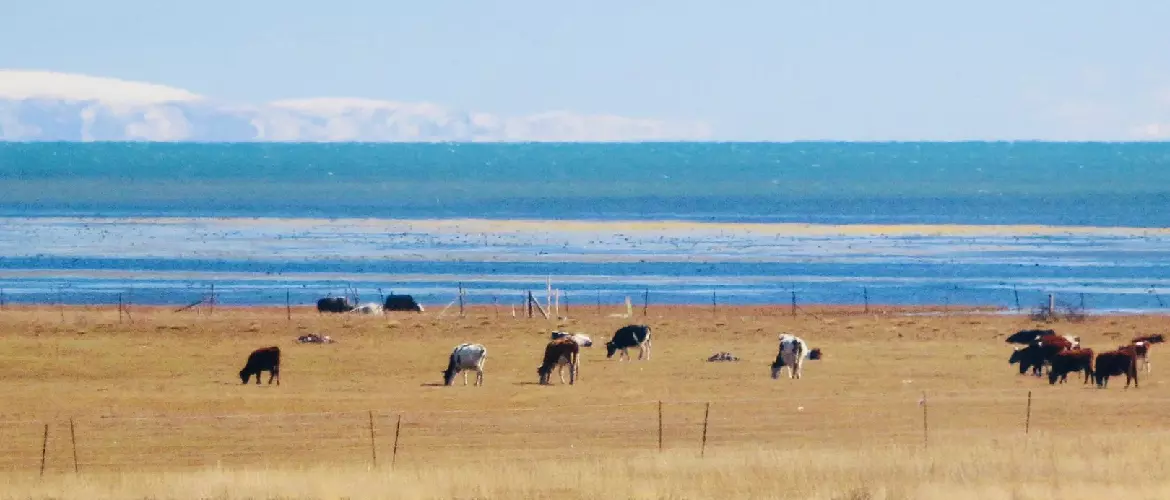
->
[1, 281, 1168, 319]
[2, 390, 1161, 476]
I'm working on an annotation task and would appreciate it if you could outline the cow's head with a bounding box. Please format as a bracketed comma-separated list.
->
[808, 348, 823, 361]
[442, 367, 457, 386]
[1009, 348, 1023, 365]
[238, 369, 250, 384]
[605, 341, 618, 358]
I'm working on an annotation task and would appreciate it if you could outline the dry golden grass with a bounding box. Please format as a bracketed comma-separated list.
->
[1, 304, 1167, 498]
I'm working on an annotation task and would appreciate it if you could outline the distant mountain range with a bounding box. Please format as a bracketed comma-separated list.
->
[0, 70, 712, 142]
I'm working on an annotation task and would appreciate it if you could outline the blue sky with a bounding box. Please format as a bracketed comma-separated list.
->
[3, 0, 1169, 141]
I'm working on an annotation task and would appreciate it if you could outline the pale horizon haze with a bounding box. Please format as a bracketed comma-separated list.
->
[2, 1, 1170, 141]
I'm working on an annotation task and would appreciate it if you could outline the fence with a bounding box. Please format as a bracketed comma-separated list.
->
[3, 282, 1168, 320]
[5, 390, 1167, 475]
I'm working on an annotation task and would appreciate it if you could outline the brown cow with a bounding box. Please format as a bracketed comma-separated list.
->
[1094, 347, 1139, 389]
[537, 338, 579, 385]
[1047, 348, 1094, 385]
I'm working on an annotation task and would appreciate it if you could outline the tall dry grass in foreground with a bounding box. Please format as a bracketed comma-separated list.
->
[6, 433, 1170, 500]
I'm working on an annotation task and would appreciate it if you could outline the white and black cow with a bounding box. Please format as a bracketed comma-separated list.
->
[442, 343, 487, 386]
[605, 325, 652, 361]
[770, 334, 822, 380]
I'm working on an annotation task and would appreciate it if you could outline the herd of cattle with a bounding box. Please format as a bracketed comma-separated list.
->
[1006, 329, 1165, 388]
[235, 296, 1161, 390]
[236, 323, 832, 387]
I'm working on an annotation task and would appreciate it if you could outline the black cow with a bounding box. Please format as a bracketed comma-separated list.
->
[383, 294, 424, 312]
[240, 346, 281, 385]
[1005, 329, 1057, 345]
[606, 324, 652, 361]
[317, 297, 355, 313]
[1009, 344, 1046, 376]
[1094, 347, 1139, 389]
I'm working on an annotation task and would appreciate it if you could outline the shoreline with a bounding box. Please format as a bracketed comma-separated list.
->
[3, 214, 1169, 235]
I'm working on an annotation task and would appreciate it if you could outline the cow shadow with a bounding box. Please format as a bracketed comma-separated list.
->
[419, 382, 447, 387]
[515, 382, 543, 386]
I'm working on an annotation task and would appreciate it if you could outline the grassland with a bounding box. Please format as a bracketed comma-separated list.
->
[1, 304, 1168, 499]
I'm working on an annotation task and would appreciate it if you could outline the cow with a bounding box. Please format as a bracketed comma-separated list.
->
[1130, 334, 1164, 373]
[538, 338, 579, 385]
[1094, 347, 1139, 389]
[442, 343, 487, 386]
[1005, 329, 1057, 345]
[350, 303, 384, 315]
[1005, 329, 1079, 349]
[240, 346, 280, 385]
[1047, 348, 1094, 385]
[1009, 344, 1046, 376]
[384, 294, 424, 313]
[770, 334, 822, 380]
[605, 325, 652, 361]
[1009, 334, 1075, 376]
[317, 297, 355, 313]
[550, 331, 593, 347]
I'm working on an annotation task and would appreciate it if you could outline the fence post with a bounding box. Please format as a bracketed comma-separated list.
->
[57, 288, 64, 323]
[1025, 390, 1032, 435]
[700, 402, 711, 458]
[493, 295, 499, 318]
[458, 283, 465, 317]
[286, 290, 291, 321]
[118, 293, 124, 323]
[921, 392, 929, 449]
[712, 290, 717, 315]
[1013, 287, 1021, 312]
[790, 291, 797, 317]
[643, 289, 649, 317]
[0, 287, 5, 310]
[39, 423, 49, 477]
[863, 287, 869, 313]
[368, 410, 378, 469]
[657, 401, 663, 452]
[563, 291, 570, 315]
[527, 291, 534, 318]
[209, 284, 216, 315]
[596, 291, 601, 315]
[70, 418, 79, 473]
[391, 414, 403, 468]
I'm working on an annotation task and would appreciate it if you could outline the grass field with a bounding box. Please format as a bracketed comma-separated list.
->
[1, 304, 1167, 499]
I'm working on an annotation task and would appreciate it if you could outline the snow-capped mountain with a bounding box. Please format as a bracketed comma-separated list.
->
[0, 70, 712, 142]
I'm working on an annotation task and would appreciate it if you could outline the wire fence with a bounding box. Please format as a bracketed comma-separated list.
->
[2, 281, 1169, 319]
[5, 391, 1168, 475]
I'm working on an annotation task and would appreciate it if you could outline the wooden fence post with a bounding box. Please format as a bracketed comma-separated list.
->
[1025, 390, 1033, 435]
[391, 414, 403, 468]
[458, 282, 465, 317]
[118, 293, 124, 323]
[39, 424, 49, 477]
[368, 410, 378, 468]
[286, 290, 292, 321]
[657, 401, 663, 452]
[70, 418, 79, 473]
[790, 290, 797, 317]
[700, 402, 711, 458]
[863, 287, 869, 313]
[643, 289, 649, 317]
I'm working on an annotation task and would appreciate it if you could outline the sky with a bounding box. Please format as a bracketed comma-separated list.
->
[2, 0, 1169, 141]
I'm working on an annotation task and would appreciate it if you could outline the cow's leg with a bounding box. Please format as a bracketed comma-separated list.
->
[475, 368, 483, 386]
[463, 370, 469, 386]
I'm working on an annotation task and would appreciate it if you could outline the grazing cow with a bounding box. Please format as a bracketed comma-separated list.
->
[1047, 348, 1094, 385]
[1094, 347, 1139, 389]
[538, 338, 579, 385]
[1005, 329, 1057, 345]
[1130, 334, 1164, 374]
[240, 346, 280, 385]
[350, 302, 384, 315]
[771, 334, 823, 380]
[605, 325, 652, 361]
[442, 343, 487, 386]
[1009, 344, 1046, 376]
[317, 297, 355, 314]
[384, 294, 424, 312]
